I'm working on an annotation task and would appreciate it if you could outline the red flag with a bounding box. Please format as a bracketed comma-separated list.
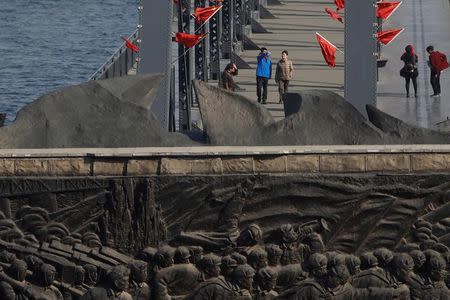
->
[194, 5, 222, 24]
[121, 36, 140, 52]
[376, 28, 404, 45]
[316, 33, 338, 68]
[175, 32, 207, 48]
[376, 1, 402, 20]
[325, 8, 343, 23]
[334, 0, 345, 11]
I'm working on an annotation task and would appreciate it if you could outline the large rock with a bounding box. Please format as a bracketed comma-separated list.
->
[366, 104, 450, 144]
[0, 75, 196, 148]
[194, 81, 450, 145]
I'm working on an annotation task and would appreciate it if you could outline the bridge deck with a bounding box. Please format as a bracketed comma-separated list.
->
[233, 0, 450, 128]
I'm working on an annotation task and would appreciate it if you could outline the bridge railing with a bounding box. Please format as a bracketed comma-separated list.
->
[89, 29, 139, 81]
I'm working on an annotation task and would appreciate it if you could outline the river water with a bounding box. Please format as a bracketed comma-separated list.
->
[0, 0, 137, 124]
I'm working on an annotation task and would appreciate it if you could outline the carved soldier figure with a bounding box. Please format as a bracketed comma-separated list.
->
[187, 255, 235, 300]
[220, 256, 238, 279]
[174, 247, 191, 265]
[265, 244, 282, 268]
[30, 263, 63, 300]
[61, 265, 88, 300]
[80, 265, 132, 300]
[230, 264, 255, 300]
[237, 224, 263, 255]
[247, 247, 268, 271]
[254, 267, 278, 300]
[278, 253, 329, 300]
[0, 281, 16, 300]
[345, 255, 361, 278]
[128, 260, 150, 300]
[421, 251, 450, 300]
[152, 251, 202, 299]
[278, 224, 307, 266]
[83, 264, 98, 288]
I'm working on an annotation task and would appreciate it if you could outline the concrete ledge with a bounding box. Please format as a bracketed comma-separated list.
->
[1, 146, 450, 176]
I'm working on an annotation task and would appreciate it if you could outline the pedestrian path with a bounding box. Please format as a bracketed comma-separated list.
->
[376, 0, 450, 129]
[234, 0, 344, 121]
[234, 0, 450, 129]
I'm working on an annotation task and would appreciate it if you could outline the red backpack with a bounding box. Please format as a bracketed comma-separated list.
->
[431, 51, 449, 72]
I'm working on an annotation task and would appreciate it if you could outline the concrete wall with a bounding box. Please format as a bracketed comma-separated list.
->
[1, 145, 450, 176]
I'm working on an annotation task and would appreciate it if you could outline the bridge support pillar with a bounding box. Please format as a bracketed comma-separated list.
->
[139, 0, 173, 131]
[345, 0, 377, 117]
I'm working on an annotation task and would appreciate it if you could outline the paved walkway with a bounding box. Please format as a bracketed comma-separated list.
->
[234, 0, 450, 128]
[235, 0, 344, 121]
[376, 0, 450, 129]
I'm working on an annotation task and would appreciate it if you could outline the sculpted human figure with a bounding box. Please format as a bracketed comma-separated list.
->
[189, 246, 204, 265]
[0, 281, 16, 300]
[152, 247, 201, 300]
[6, 259, 32, 300]
[421, 250, 450, 300]
[29, 263, 63, 300]
[174, 247, 191, 264]
[265, 244, 282, 268]
[82, 265, 98, 288]
[128, 260, 150, 300]
[278, 224, 304, 266]
[80, 265, 132, 300]
[254, 267, 278, 300]
[61, 265, 87, 300]
[278, 253, 329, 300]
[230, 264, 255, 300]
[220, 256, 238, 279]
[237, 224, 263, 255]
[345, 255, 361, 278]
[174, 181, 254, 251]
[247, 247, 268, 271]
[187, 254, 236, 300]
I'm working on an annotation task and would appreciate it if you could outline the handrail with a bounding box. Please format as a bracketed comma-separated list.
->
[89, 29, 140, 80]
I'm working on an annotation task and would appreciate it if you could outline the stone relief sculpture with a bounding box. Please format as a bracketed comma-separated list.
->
[0, 174, 449, 299]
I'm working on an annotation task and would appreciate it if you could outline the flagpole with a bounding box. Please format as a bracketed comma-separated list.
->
[316, 32, 344, 54]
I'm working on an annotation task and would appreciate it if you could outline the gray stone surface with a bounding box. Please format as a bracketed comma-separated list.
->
[366, 105, 450, 144]
[195, 81, 450, 145]
[0, 75, 196, 148]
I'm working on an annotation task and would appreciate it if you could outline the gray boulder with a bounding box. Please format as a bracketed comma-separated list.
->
[0, 75, 196, 148]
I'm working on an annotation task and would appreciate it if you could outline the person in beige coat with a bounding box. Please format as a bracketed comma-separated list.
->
[275, 50, 294, 103]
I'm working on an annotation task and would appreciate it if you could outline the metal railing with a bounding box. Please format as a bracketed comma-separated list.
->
[89, 29, 139, 80]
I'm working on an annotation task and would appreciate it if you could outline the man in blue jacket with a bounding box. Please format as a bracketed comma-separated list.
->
[256, 47, 272, 104]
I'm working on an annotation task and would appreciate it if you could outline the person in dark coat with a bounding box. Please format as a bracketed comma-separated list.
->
[400, 45, 418, 98]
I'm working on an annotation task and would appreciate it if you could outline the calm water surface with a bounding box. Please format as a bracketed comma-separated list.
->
[0, 0, 137, 124]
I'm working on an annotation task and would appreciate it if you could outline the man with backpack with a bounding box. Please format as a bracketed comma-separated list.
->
[426, 45, 449, 97]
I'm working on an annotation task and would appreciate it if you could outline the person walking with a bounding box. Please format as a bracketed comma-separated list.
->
[400, 45, 418, 98]
[275, 50, 294, 103]
[221, 63, 238, 91]
[256, 47, 272, 104]
[426, 45, 449, 97]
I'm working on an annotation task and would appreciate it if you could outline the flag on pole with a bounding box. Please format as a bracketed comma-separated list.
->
[325, 8, 343, 23]
[316, 32, 339, 67]
[175, 32, 208, 48]
[376, 1, 402, 20]
[121, 36, 140, 52]
[376, 28, 404, 45]
[194, 5, 222, 24]
[334, 0, 345, 11]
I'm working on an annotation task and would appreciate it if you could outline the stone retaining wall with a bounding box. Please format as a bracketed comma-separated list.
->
[1, 145, 450, 176]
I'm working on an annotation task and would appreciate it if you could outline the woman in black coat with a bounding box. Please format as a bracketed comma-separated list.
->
[400, 45, 419, 97]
